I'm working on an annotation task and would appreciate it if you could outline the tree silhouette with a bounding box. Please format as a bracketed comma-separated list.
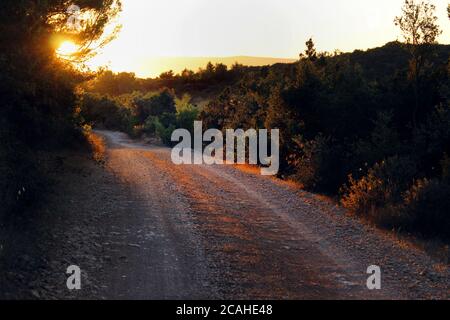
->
[0, 1, 122, 215]
[160, 70, 175, 80]
[304, 38, 317, 61]
[394, 0, 442, 127]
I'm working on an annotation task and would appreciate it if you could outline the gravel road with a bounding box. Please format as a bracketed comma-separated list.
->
[1, 130, 448, 299]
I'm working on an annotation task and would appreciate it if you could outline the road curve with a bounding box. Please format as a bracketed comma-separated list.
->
[94, 130, 448, 300]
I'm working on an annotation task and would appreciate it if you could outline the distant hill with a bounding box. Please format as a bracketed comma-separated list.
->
[138, 56, 297, 78]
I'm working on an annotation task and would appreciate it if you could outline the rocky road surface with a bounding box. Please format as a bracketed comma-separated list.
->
[1, 130, 448, 299]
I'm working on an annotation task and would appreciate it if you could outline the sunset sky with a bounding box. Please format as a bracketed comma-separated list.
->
[86, 0, 450, 77]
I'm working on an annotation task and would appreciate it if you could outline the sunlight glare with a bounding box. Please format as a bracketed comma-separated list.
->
[57, 41, 78, 57]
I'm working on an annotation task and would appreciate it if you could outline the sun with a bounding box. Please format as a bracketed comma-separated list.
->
[56, 41, 79, 57]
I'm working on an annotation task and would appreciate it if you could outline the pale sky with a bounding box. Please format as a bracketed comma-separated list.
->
[86, 0, 450, 77]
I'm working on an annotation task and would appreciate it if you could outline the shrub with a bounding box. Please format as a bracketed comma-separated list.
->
[176, 108, 199, 134]
[134, 88, 176, 122]
[291, 135, 345, 193]
[80, 93, 133, 133]
[341, 155, 417, 220]
[153, 119, 175, 146]
[143, 116, 159, 135]
[403, 178, 450, 239]
[143, 108, 199, 145]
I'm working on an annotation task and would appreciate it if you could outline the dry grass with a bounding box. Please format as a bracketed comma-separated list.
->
[84, 130, 106, 165]
[233, 163, 262, 175]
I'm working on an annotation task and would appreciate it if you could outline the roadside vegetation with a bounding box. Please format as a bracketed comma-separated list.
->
[0, 0, 121, 220]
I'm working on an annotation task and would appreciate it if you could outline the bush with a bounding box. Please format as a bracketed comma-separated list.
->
[177, 108, 199, 134]
[143, 116, 159, 135]
[80, 93, 134, 133]
[134, 88, 176, 122]
[341, 155, 417, 219]
[403, 178, 450, 239]
[143, 108, 199, 145]
[153, 118, 175, 146]
[291, 135, 345, 193]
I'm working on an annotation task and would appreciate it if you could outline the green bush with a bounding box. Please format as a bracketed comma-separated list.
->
[134, 88, 176, 122]
[153, 118, 175, 146]
[143, 107, 199, 145]
[176, 108, 199, 134]
[143, 116, 159, 135]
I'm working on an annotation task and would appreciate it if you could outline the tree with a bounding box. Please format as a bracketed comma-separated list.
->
[214, 63, 228, 81]
[394, 0, 442, 127]
[134, 89, 176, 122]
[304, 38, 317, 61]
[48, 1, 122, 63]
[201, 62, 216, 81]
[0, 0, 121, 215]
[180, 68, 195, 81]
[159, 70, 174, 80]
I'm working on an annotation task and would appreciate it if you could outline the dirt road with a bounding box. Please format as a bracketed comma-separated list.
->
[1, 130, 448, 299]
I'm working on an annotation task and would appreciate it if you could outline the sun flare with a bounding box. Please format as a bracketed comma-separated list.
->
[56, 41, 78, 57]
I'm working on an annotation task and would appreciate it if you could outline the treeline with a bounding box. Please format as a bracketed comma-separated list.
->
[201, 37, 450, 239]
[84, 62, 251, 97]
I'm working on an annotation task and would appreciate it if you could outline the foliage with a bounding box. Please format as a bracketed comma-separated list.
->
[291, 135, 345, 193]
[403, 178, 450, 239]
[134, 88, 176, 122]
[354, 110, 401, 167]
[80, 93, 134, 132]
[394, 0, 442, 127]
[394, 0, 441, 47]
[0, 0, 121, 217]
[84, 61, 248, 97]
[81, 88, 200, 145]
[341, 156, 417, 217]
